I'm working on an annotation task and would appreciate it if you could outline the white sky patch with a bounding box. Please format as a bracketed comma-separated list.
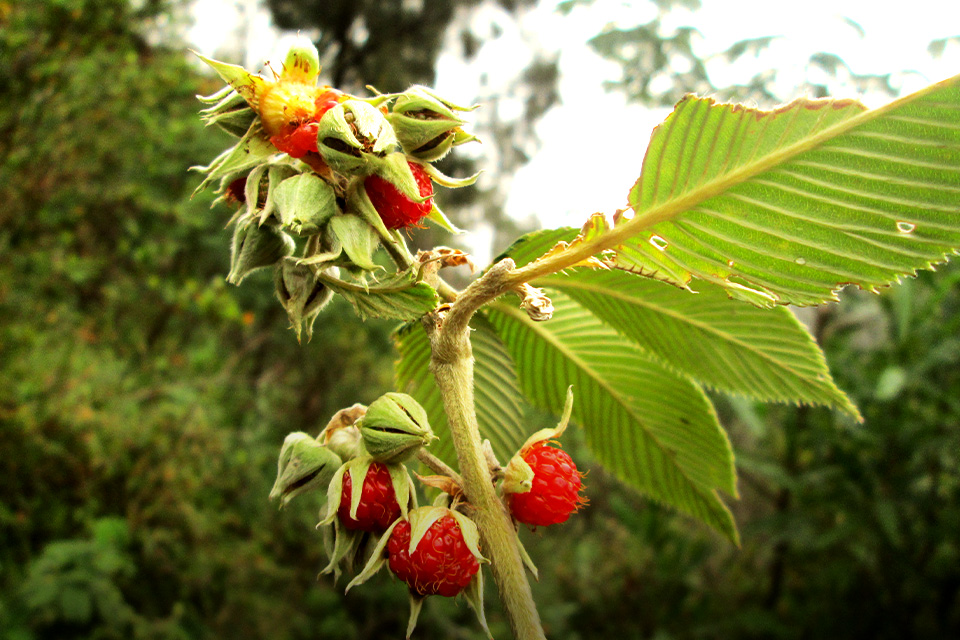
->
[188, 0, 960, 233]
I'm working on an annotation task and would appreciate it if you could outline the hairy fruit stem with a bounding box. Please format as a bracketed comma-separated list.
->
[424, 259, 545, 640]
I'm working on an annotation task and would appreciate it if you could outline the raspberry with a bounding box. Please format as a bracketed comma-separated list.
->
[270, 121, 320, 158]
[364, 161, 434, 229]
[267, 88, 344, 158]
[387, 516, 480, 597]
[314, 88, 343, 117]
[508, 442, 585, 527]
[337, 462, 402, 532]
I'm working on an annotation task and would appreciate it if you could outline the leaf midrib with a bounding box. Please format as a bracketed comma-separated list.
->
[508, 75, 960, 286]
[535, 274, 800, 374]
[489, 300, 726, 498]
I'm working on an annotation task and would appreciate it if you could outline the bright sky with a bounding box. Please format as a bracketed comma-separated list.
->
[189, 0, 960, 253]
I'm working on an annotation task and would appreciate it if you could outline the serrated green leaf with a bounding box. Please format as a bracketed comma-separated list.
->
[318, 270, 438, 321]
[394, 317, 527, 467]
[615, 76, 960, 307]
[502, 228, 860, 418]
[487, 290, 738, 543]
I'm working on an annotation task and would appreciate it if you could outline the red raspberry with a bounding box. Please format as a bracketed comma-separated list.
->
[508, 443, 585, 527]
[364, 161, 434, 229]
[314, 88, 343, 117]
[337, 462, 402, 532]
[268, 89, 344, 158]
[387, 516, 480, 597]
[270, 121, 320, 158]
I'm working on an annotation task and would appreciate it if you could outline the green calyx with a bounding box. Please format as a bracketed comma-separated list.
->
[274, 259, 336, 343]
[269, 432, 342, 508]
[197, 88, 256, 138]
[272, 173, 340, 235]
[227, 223, 295, 285]
[388, 86, 478, 160]
[316, 100, 397, 175]
[359, 392, 434, 464]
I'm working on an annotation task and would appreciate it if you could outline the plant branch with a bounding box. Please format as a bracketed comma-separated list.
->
[415, 449, 464, 487]
[424, 257, 544, 640]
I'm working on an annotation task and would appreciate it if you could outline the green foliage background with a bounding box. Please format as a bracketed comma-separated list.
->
[1, 0, 958, 639]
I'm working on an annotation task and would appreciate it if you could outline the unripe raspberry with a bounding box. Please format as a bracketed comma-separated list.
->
[388, 515, 480, 597]
[364, 161, 433, 229]
[337, 462, 401, 532]
[508, 442, 585, 527]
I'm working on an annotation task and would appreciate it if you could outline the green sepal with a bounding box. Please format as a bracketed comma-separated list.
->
[501, 453, 534, 496]
[344, 520, 401, 592]
[274, 260, 335, 342]
[242, 164, 268, 222]
[405, 595, 425, 640]
[192, 51, 267, 109]
[463, 565, 492, 640]
[368, 153, 430, 204]
[329, 214, 381, 271]
[259, 164, 300, 225]
[318, 460, 352, 528]
[405, 506, 447, 555]
[227, 222, 295, 285]
[516, 534, 539, 581]
[392, 85, 478, 115]
[425, 202, 465, 234]
[319, 516, 364, 583]
[191, 122, 275, 195]
[268, 432, 342, 508]
[420, 162, 480, 189]
[517, 385, 574, 453]
[198, 89, 256, 137]
[196, 85, 233, 105]
[316, 100, 397, 175]
[273, 173, 340, 235]
[347, 458, 374, 522]
[393, 464, 418, 519]
[346, 181, 400, 245]
[360, 392, 434, 463]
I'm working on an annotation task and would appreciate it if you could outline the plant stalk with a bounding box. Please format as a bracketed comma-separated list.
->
[425, 259, 544, 640]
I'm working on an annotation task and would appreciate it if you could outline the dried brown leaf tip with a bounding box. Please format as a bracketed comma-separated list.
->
[322, 403, 367, 435]
[516, 283, 553, 322]
[415, 473, 464, 499]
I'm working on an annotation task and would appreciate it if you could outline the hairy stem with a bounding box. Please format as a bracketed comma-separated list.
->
[425, 259, 544, 640]
[415, 448, 465, 487]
